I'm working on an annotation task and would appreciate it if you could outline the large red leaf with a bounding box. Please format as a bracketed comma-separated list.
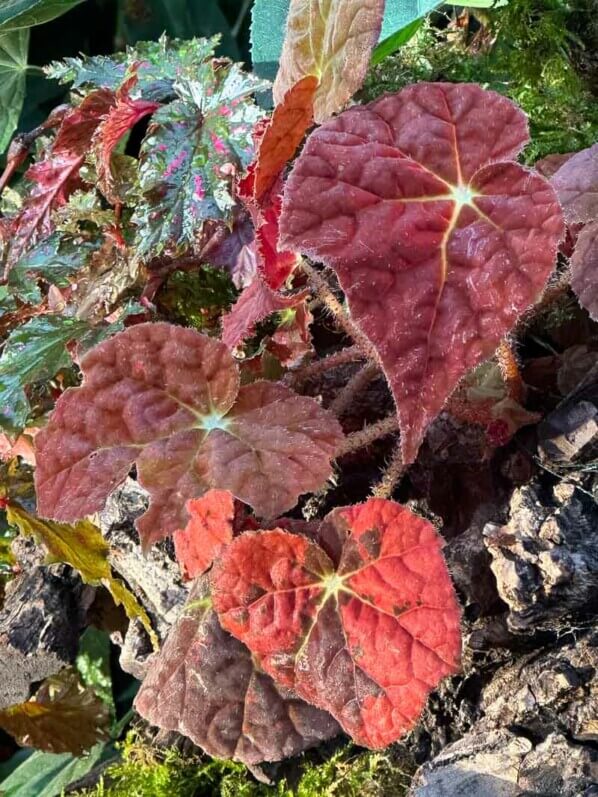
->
[280, 82, 564, 463]
[571, 221, 598, 321]
[551, 142, 598, 224]
[212, 498, 462, 748]
[135, 577, 339, 764]
[274, 0, 385, 123]
[173, 489, 235, 580]
[35, 322, 342, 548]
[11, 90, 115, 262]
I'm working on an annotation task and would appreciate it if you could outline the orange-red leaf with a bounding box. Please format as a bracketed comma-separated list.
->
[173, 489, 235, 580]
[254, 76, 318, 202]
[274, 0, 385, 123]
[281, 83, 565, 463]
[212, 498, 462, 749]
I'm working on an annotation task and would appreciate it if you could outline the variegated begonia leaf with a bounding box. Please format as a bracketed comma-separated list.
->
[135, 577, 339, 764]
[173, 489, 235, 580]
[280, 82, 565, 464]
[273, 0, 385, 123]
[133, 63, 267, 260]
[35, 322, 342, 549]
[8, 88, 115, 265]
[212, 498, 461, 749]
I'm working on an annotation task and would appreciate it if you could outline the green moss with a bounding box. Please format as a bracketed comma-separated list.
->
[361, 0, 598, 162]
[75, 732, 414, 797]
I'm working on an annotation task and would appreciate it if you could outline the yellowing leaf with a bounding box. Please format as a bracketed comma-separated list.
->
[273, 0, 385, 122]
[0, 669, 109, 755]
[6, 503, 158, 649]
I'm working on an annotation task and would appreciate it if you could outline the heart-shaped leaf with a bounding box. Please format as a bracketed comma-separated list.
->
[280, 83, 564, 463]
[212, 498, 462, 748]
[35, 322, 342, 548]
[135, 577, 339, 764]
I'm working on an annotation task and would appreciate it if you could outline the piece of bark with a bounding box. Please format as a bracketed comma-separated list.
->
[483, 480, 598, 631]
[0, 565, 92, 709]
[98, 479, 188, 679]
[539, 400, 598, 463]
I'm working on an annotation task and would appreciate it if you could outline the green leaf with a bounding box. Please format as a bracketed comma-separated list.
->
[0, 315, 89, 434]
[0, 0, 86, 31]
[8, 234, 96, 304]
[251, 0, 443, 80]
[0, 745, 108, 797]
[371, 18, 423, 66]
[0, 29, 29, 155]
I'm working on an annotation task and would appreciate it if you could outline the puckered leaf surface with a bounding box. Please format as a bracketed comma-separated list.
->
[273, 0, 385, 122]
[34, 322, 342, 548]
[135, 577, 339, 764]
[173, 489, 235, 580]
[571, 221, 598, 321]
[212, 498, 461, 749]
[6, 502, 157, 647]
[0, 669, 109, 755]
[551, 142, 598, 224]
[280, 82, 564, 463]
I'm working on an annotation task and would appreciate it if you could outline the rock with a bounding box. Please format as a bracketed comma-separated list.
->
[0, 565, 92, 709]
[483, 481, 598, 631]
[539, 400, 598, 463]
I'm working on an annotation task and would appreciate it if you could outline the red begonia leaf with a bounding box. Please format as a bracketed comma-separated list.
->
[254, 76, 318, 202]
[212, 498, 462, 748]
[135, 577, 339, 764]
[94, 77, 159, 203]
[571, 221, 598, 321]
[221, 277, 309, 350]
[274, 0, 385, 123]
[280, 82, 564, 463]
[256, 191, 301, 289]
[551, 142, 598, 224]
[173, 489, 235, 580]
[10, 89, 115, 263]
[534, 152, 573, 179]
[34, 322, 342, 548]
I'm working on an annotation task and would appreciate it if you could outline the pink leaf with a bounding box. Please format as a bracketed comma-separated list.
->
[551, 142, 598, 224]
[135, 577, 339, 764]
[173, 489, 235, 580]
[571, 220, 598, 321]
[34, 323, 342, 549]
[280, 82, 564, 463]
[212, 498, 462, 748]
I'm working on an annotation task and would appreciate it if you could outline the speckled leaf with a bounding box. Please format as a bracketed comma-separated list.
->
[212, 498, 461, 749]
[135, 577, 339, 764]
[280, 83, 564, 463]
[0, 669, 109, 755]
[35, 323, 342, 548]
[133, 63, 266, 259]
[571, 221, 598, 321]
[274, 0, 385, 122]
[551, 143, 598, 224]
[173, 489, 235, 580]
